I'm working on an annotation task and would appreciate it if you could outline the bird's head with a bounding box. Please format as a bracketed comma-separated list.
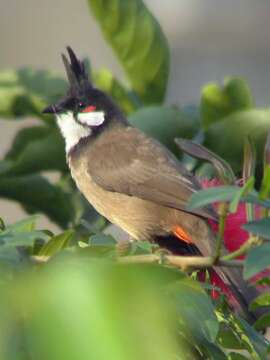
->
[43, 47, 125, 152]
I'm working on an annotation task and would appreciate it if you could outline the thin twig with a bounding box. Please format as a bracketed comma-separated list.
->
[221, 236, 260, 261]
[118, 254, 243, 270]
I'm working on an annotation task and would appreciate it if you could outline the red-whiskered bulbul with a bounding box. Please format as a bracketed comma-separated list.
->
[43, 47, 260, 320]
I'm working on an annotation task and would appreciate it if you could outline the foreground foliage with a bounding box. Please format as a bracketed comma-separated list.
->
[0, 0, 269, 359]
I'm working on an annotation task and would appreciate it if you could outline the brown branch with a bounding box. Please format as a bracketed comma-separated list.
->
[118, 254, 243, 270]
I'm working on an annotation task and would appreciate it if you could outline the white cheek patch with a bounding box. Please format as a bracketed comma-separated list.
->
[77, 111, 105, 127]
[56, 111, 92, 153]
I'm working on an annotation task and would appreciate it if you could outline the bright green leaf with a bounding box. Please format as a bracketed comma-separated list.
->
[38, 230, 74, 256]
[201, 77, 253, 130]
[88, 0, 170, 104]
[93, 68, 139, 114]
[250, 292, 270, 311]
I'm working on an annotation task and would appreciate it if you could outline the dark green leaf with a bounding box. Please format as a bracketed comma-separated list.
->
[254, 313, 270, 331]
[201, 77, 253, 130]
[3, 126, 66, 176]
[204, 108, 270, 172]
[88, 0, 170, 104]
[250, 292, 270, 311]
[129, 106, 199, 155]
[170, 278, 219, 344]
[242, 218, 270, 240]
[0, 175, 74, 228]
[188, 186, 239, 210]
[38, 230, 74, 256]
[244, 243, 270, 279]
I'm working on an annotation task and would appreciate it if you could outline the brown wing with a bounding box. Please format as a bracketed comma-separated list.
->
[87, 126, 217, 220]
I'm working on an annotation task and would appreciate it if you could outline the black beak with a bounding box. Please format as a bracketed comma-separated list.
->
[42, 105, 56, 114]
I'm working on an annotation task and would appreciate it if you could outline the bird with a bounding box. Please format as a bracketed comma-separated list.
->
[43, 46, 259, 320]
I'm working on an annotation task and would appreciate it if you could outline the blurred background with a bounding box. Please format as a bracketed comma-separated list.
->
[1, 0, 270, 227]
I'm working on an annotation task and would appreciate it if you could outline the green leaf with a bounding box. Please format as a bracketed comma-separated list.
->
[188, 186, 239, 210]
[204, 108, 270, 172]
[169, 278, 219, 344]
[242, 218, 270, 240]
[244, 243, 270, 279]
[38, 230, 74, 256]
[254, 313, 270, 331]
[3, 126, 66, 176]
[0, 175, 74, 228]
[228, 353, 249, 360]
[11, 261, 187, 360]
[0, 231, 48, 248]
[88, 0, 170, 104]
[259, 165, 270, 200]
[0, 68, 66, 120]
[129, 106, 199, 154]
[229, 177, 255, 213]
[242, 137, 256, 183]
[4, 215, 38, 233]
[250, 292, 270, 311]
[93, 68, 139, 114]
[90, 233, 117, 246]
[201, 77, 253, 130]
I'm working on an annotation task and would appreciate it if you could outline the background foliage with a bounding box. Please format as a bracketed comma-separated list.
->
[0, 0, 269, 359]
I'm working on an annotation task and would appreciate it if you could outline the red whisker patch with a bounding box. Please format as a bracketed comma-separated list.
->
[82, 105, 96, 113]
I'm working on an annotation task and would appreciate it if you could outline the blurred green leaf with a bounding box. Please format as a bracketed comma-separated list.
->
[0, 68, 66, 120]
[259, 165, 270, 200]
[8, 261, 188, 360]
[244, 243, 270, 279]
[204, 108, 270, 172]
[0, 231, 48, 248]
[90, 233, 117, 246]
[242, 218, 270, 240]
[228, 353, 249, 360]
[93, 68, 139, 114]
[3, 126, 66, 176]
[229, 177, 254, 213]
[129, 106, 199, 154]
[242, 137, 256, 183]
[88, 0, 170, 104]
[254, 313, 270, 331]
[250, 292, 270, 311]
[188, 186, 239, 210]
[201, 77, 253, 130]
[38, 230, 74, 256]
[169, 278, 219, 344]
[4, 215, 38, 233]
[0, 175, 74, 228]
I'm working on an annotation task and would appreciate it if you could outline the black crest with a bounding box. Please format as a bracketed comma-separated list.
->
[62, 46, 92, 95]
